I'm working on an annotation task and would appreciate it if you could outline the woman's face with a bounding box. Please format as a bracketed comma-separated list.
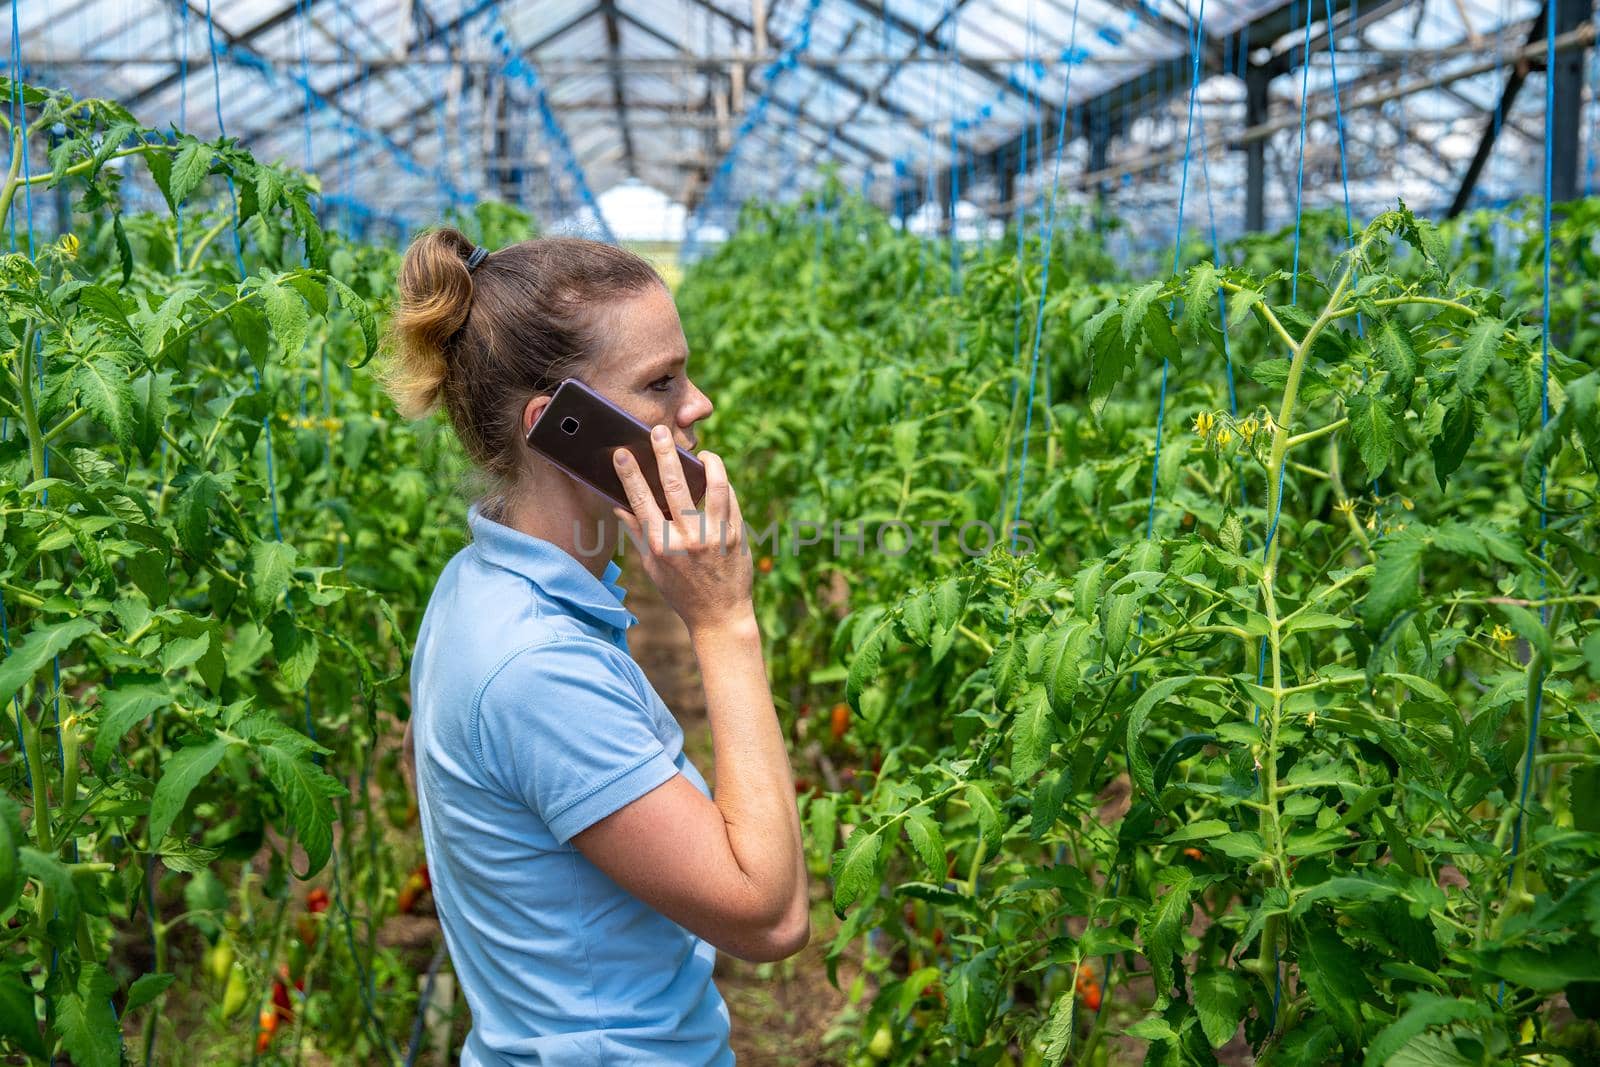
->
[585, 282, 713, 453]
[517, 281, 712, 519]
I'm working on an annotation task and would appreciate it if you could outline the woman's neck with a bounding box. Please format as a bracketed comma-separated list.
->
[494, 477, 620, 580]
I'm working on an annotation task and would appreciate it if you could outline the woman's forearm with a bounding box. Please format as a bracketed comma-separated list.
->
[690, 610, 809, 929]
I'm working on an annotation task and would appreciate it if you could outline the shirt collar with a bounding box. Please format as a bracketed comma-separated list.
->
[467, 502, 637, 634]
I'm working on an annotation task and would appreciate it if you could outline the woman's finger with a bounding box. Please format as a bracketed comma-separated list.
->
[649, 425, 698, 523]
[613, 447, 666, 546]
[698, 450, 731, 537]
[725, 480, 746, 553]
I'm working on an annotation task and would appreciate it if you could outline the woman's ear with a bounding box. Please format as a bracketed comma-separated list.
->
[523, 395, 551, 437]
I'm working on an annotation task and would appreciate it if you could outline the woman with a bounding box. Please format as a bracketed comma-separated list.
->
[382, 228, 809, 1065]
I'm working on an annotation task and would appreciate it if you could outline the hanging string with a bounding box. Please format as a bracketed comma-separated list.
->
[1502, 0, 1558, 1006]
[1288, 0, 1314, 304]
[1008, 0, 1082, 554]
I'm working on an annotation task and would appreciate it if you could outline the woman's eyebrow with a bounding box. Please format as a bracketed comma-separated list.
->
[644, 353, 687, 377]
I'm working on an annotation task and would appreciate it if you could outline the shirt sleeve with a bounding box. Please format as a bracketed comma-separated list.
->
[473, 637, 681, 845]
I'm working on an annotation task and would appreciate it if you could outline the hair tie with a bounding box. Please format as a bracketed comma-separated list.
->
[465, 245, 489, 272]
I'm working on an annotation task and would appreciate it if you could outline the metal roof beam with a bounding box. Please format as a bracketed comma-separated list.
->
[268, 6, 597, 169]
[123, 0, 329, 111]
[600, 0, 638, 179]
[905, 0, 1364, 216]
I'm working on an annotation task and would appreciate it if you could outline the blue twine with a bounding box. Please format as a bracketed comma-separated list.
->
[1008, 0, 1082, 555]
[1289, 0, 1314, 304]
[1501, 0, 1557, 1004]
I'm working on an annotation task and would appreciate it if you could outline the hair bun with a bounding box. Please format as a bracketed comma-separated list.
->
[381, 226, 477, 419]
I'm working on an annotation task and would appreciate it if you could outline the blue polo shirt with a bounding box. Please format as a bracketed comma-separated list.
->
[409, 502, 733, 1066]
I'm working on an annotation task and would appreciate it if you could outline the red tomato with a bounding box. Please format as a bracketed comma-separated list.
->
[829, 704, 850, 741]
[1081, 982, 1103, 1012]
[306, 887, 331, 914]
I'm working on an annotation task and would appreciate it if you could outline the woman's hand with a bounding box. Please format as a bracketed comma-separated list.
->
[612, 424, 752, 636]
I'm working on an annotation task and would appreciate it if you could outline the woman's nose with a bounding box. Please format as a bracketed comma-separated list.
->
[680, 384, 713, 428]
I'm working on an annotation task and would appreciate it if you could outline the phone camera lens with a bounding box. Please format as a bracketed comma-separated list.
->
[560, 417, 580, 436]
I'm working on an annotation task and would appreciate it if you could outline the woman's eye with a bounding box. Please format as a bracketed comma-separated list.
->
[649, 377, 674, 393]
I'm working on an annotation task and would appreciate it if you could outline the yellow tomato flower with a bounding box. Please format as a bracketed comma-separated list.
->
[1491, 624, 1515, 648]
[1193, 411, 1215, 437]
[1215, 428, 1233, 448]
[1239, 416, 1259, 443]
[56, 233, 80, 260]
[1334, 498, 1356, 515]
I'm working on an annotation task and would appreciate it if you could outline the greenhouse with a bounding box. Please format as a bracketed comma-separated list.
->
[0, 0, 1597, 1063]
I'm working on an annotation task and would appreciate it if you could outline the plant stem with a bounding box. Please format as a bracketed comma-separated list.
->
[185, 215, 234, 271]
[1285, 417, 1347, 449]
[21, 716, 53, 927]
[13, 322, 46, 486]
[0, 123, 23, 234]
[41, 407, 87, 445]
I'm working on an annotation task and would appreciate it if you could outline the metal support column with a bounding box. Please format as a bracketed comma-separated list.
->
[1244, 63, 1270, 232]
[1550, 0, 1592, 202]
[1088, 114, 1112, 231]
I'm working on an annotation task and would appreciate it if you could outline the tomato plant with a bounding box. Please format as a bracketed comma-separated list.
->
[0, 77, 517, 1063]
[680, 181, 1600, 1064]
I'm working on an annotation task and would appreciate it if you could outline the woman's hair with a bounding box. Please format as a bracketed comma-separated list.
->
[381, 228, 664, 484]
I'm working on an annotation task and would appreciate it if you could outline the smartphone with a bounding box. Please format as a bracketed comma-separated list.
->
[525, 378, 708, 518]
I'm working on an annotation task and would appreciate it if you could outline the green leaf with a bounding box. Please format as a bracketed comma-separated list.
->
[845, 613, 894, 711]
[1346, 387, 1396, 481]
[1572, 766, 1600, 833]
[1193, 970, 1249, 1047]
[0, 618, 98, 709]
[1100, 593, 1137, 664]
[328, 276, 378, 366]
[1297, 920, 1365, 1048]
[248, 540, 298, 614]
[1087, 310, 1130, 418]
[1141, 305, 1181, 365]
[1372, 318, 1418, 403]
[1126, 676, 1195, 808]
[146, 149, 175, 212]
[989, 636, 1026, 707]
[0, 798, 20, 914]
[229, 302, 272, 367]
[95, 685, 172, 768]
[1361, 533, 1425, 633]
[113, 214, 133, 287]
[0, 969, 45, 1059]
[53, 962, 121, 1067]
[902, 809, 945, 881]
[1041, 621, 1089, 712]
[257, 741, 346, 876]
[1030, 767, 1071, 841]
[1430, 396, 1477, 490]
[168, 140, 214, 205]
[259, 278, 310, 359]
[1141, 876, 1195, 1007]
[945, 946, 1000, 1046]
[1037, 983, 1078, 1063]
[1122, 282, 1162, 345]
[966, 781, 1003, 850]
[72, 356, 137, 449]
[123, 973, 175, 1014]
[1181, 263, 1218, 340]
[1009, 685, 1054, 782]
[1452, 317, 1501, 397]
[147, 736, 232, 849]
[1362, 995, 1485, 1067]
[175, 473, 221, 558]
[1227, 288, 1262, 330]
[829, 826, 882, 917]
